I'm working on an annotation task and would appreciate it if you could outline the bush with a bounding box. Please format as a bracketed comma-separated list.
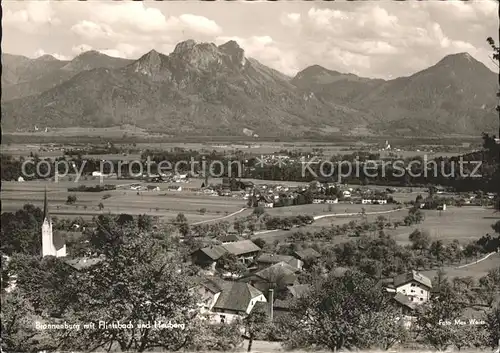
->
[66, 195, 77, 204]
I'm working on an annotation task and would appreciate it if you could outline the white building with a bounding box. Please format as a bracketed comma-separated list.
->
[193, 278, 267, 324]
[41, 189, 66, 258]
[387, 270, 432, 305]
[325, 198, 339, 204]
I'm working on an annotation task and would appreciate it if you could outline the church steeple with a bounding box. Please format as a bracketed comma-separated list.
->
[43, 187, 50, 221]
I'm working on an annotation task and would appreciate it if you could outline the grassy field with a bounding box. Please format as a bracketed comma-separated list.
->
[387, 207, 499, 246]
[264, 203, 397, 217]
[422, 252, 500, 280]
[1, 180, 247, 223]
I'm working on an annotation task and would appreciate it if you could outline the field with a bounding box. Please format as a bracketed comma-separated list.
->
[1, 180, 248, 223]
[422, 252, 500, 280]
[387, 207, 499, 246]
[253, 205, 498, 253]
[264, 203, 397, 217]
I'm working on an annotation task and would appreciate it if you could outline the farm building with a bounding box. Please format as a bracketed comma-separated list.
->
[253, 253, 303, 270]
[191, 277, 267, 324]
[386, 270, 432, 305]
[191, 240, 261, 271]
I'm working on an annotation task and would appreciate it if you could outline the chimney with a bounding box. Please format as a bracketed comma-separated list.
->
[268, 288, 274, 321]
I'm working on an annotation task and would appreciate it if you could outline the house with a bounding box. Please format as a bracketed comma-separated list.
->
[239, 262, 300, 294]
[41, 189, 66, 258]
[257, 195, 274, 208]
[193, 277, 267, 324]
[325, 198, 338, 204]
[65, 257, 104, 271]
[167, 185, 182, 192]
[386, 270, 432, 305]
[253, 284, 311, 322]
[223, 240, 261, 264]
[219, 233, 243, 244]
[240, 181, 254, 191]
[191, 240, 261, 270]
[293, 248, 321, 261]
[254, 253, 303, 270]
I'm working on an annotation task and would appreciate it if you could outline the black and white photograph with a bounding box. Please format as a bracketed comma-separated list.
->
[1, 0, 500, 352]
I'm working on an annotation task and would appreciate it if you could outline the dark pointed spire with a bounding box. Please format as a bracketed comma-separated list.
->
[43, 187, 50, 221]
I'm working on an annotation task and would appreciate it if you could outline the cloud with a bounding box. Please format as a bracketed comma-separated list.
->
[3, 1, 497, 78]
[279, 1, 496, 78]
[177, 14, 222, 35]
[33, 49, 70, 61]
[3, 1, 60, 33]
[72, 44, 93, 56]
[216, 35, 299, 76]
[66, 2, 223, 59]
[99, 43, 143, 59]
[71, 21, 115, 40]
[280, 12, 301, 26]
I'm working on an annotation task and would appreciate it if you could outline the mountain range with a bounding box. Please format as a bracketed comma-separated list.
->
[1, 40, 498, 137]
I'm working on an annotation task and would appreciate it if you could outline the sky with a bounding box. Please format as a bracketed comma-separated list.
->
[2, 0, 499, 79]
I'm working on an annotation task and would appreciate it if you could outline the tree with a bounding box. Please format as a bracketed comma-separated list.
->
[485, 305, 500, 348]
[116, 213, 135, 226]
[137, 214, 154, 231]
[1, 290, 43, 352]
[51, 224, 197, 352]
[234, 219, 246, 236]
[281, 270, 403, 351]
[187, 320, 243, 351]
[454, 324, 488, 351]
[216, 253, 246, 276]
[175, 213, 190, 237]
[430, 240, 445, 264]
[415, 279, 466, 351]
[66, 195, 77, 205]
[409, 229, 431, 252]
[252, 206, 265, 217]
[243, 305, 270, 352]
[1, 204, 44, 255]
[253, 237, 266, 249]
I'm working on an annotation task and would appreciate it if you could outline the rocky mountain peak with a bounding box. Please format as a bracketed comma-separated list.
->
[219, 40, 246, 67]
[36, 54, 59, 62]
[133, 49, 165, 78]
[173, 40, 197, 54]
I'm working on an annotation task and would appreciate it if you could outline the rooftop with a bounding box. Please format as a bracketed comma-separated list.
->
[213, 281, 264, 312]
[393, 270, 432, 289]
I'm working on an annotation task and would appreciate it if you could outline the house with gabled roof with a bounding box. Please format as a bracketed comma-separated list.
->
[191, 277, 267, 324]
[191, 240, 261, 270]
[293, 248, 321, 261]
[239, 261, 300, 294]
[386, 270, 432, 305]
[219, 233, 243, 244]
[254, 284, 311, 322]
[257, 195, 274, 208]
[254, 253, 303, 270]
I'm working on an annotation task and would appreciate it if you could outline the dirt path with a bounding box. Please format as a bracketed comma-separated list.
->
[252, 207, 409, 236]
[191, 208, 247, 225]
[455, 251, 497, 269]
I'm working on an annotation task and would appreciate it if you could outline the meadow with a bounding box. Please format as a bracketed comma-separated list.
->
[387, 206, 499, 246]
[1, 180, 247, 223]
